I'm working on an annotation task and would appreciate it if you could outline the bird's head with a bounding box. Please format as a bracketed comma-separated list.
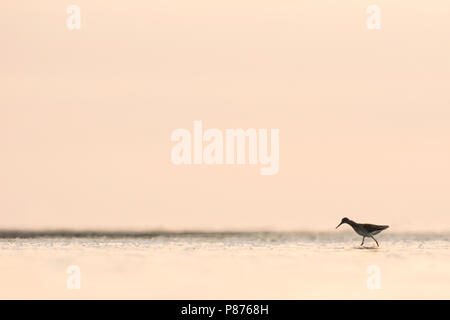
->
[336, 217, 350, 229]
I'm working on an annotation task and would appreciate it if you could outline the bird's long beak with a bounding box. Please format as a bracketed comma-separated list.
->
[336, 222, 343, 229]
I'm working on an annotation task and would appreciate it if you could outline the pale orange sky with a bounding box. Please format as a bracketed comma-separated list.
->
[1, 1, 449, 231]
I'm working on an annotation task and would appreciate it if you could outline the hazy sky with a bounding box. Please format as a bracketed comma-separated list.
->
[1, 1, 449, 231]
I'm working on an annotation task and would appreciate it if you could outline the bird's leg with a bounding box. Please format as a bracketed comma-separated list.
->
[360, 237, 365, 246]
[370, 236, 379, 247]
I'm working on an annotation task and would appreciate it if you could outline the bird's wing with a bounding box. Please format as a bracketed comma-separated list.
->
[362, 224, 389, 233]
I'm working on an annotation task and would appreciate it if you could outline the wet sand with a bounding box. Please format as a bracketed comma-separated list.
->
[0, 232, 449, 299]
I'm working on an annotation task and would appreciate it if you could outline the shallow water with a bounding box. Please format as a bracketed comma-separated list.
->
[0, 232, 449, 299]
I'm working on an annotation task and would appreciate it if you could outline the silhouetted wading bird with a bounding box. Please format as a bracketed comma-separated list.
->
[336, 217, 389, 247]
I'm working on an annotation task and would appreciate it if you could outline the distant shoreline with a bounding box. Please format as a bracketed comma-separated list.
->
[0, 229, 448, 240]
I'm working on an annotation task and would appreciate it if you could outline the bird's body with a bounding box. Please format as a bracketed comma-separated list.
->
[336, 217, 389, 247]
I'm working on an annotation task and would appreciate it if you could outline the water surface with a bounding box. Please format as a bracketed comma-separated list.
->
[0, 231, 449, 299]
